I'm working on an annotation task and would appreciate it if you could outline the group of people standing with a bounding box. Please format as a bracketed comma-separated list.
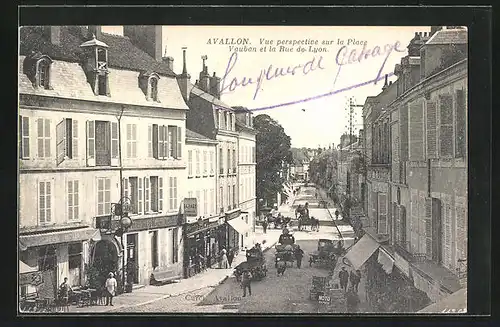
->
[339, 267, 363, 312]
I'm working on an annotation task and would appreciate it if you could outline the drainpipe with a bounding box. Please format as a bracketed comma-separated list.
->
[117, 105, 126, 292]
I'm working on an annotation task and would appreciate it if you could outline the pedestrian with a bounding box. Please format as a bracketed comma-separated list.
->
[227, 249, 235, 268]
[219, 248, 229, 269]
[349, 270, 356, 292]
[294, 245, 304, 269]
[105, 272, 117, 306]
[262, 219, 268, 234]
[58, 277, 72, 305]
[276, 258, 287, 276]
[241, 270, 252, 297]
[353, 269, 362, 293]
[346, 289, 360, 312]
[339, 267, 349, 292]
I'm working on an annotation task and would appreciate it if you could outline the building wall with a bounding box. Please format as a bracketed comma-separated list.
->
[185, 141, 218, 223]
[238, 130, 257, 243]
[216, 133, 239, 213]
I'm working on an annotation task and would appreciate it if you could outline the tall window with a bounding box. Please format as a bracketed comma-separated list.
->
[67, 180, 79, 221]
[152, 125, 181, 159]
[39, 181, 52, 224]
[209, 151, 214, 175]
[168, 126, 175, 158]
[219, 148, 224, 175]
[219, 186, 223, 212]
[169, 177, 178, 211]
[150, 231, 159, 269]
[150, 176, 161, 212]
[455, 89, 466, 158]
[37, 118, 51, 158]
[203, 189, 208, 216]
[97, 177, 111, 216]
[232, 184, 236, 208]
[232, 149, 236, 173]
[19, 116, 30, 159]
[227, 148, 231, 174]
[203, 150, 208, 175]
[196, 150, 201, 176]
[210, 189, 215, 214]
[126, 124, 137, 158]
[188, 150, 193, 176]
[439, 95, 454, 157]
[227, 185, 231, 209]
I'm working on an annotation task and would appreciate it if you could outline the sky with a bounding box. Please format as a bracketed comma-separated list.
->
[103, 26, 430, 148]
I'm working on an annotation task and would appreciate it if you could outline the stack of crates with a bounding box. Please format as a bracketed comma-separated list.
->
[309, 276, 328, 301]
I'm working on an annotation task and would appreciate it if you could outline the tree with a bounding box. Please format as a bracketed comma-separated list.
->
[254, 114, 293, 205]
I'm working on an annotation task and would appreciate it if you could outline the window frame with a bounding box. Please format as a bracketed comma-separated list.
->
[126, 124, 138, 158]
[67, 180, 80, 221]
[37, 118, 51, 159]
[96, 177, 111, 217]
[19, 116, 30, 159]
[188, 150, 193, 177]
[38, 179, 53, 225]
[36, 58, 52, 90]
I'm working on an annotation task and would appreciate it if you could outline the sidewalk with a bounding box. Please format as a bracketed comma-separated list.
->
[68, 225, 282, 313]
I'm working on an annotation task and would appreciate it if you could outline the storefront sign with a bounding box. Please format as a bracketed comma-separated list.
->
[318, 295, 331, 304]
[394, 252, 411, 278]
[19, 271, 43, 286]
[226, 209, 242, 221]
[184, 198, 198, 217]
[111, 215, 179, 232]
[185, 219, 220, 237]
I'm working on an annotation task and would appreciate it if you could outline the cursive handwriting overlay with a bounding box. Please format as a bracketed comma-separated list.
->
[220, 51, 325, 100]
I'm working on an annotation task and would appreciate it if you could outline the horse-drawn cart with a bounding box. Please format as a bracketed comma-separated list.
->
[234, 248, 267, 282]
[309, 239, 341, 268]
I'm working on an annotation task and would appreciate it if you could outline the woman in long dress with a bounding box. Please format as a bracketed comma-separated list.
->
[219, 248, 229, 269]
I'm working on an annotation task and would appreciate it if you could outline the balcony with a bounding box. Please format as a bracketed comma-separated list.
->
[394, 241, 427, 263]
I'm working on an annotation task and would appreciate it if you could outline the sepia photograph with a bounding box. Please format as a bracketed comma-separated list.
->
[18, 22, 470, 315]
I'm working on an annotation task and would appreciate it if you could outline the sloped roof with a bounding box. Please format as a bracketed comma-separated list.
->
[426, 29, 468, 45]
[189, 82, 233, 110]
[19, 26, 176, 77]
[186, 129, 217, 142]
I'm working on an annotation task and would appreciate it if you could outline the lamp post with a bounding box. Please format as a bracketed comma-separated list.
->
[111, 197, 133, 293]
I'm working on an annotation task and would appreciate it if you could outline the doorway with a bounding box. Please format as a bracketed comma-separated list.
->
[92, 240, 119, 287]
[127, 234, 139, 284]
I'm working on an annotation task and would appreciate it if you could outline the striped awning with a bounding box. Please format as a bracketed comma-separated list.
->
[19, 227, 99, 248]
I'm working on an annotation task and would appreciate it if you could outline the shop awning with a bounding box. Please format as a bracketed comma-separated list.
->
[344, 234, 380, 270]
[19, 260, 37, 274]
[227, 217, 251, 235]
[377, 248, 395, 274]
[418, 288, 467, 313]
[19, 227, 99, 248]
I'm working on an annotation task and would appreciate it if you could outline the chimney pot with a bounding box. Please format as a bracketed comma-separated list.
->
[163, 56, 174, 71]
[182, 47, 188, 75]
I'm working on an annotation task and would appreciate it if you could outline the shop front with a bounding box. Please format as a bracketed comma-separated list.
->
[225, 210, 251, 254]
[183, 216, 226, 278]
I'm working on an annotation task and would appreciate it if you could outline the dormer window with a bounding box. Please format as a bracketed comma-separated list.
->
[80, 36, 110, 97]
[138, 71, 160, 102]
[23, 52, 53, 89]
[97, 48, 108, 70]
[150, 77, 158, 101]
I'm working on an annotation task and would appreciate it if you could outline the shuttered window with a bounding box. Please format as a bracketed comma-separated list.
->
[39, 181, 52, 224]
[439, 94, 454, 157]
[176, 126, 182, 159]
[144, 177, 150, 213]
[455, 90, 466, 158]
[148, 125, 153, 157]
[19, 116, 30, 159]
[425, 197, 433, 260]
[377, 193, 387, 234]
[371, 191, 378, 229]
[455, 197, 467, 262]
[37, 118, 51, 158]
[410, 188, 419, 252]
[426, 101, 438, 159]
[442, 196, 453, 270]
[111, 122, 118, 160]
[409, 101, 424, 161]
[126, 124, 137, 158]
[400, 105, 409, 161]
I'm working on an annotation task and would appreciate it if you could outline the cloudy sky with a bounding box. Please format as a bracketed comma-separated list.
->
[104, 26, 430, 148]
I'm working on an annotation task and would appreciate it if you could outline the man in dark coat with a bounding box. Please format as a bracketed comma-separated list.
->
[241, 270, 252, 297]
[339, 267, 349, 292]
[262, 219, 268, 234]
[294, 245, 304, 268]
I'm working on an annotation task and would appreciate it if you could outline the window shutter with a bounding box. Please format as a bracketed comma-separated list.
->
[400, 105, 409, 161]
[152, 124, 159, 159]
[176, 126, 182, 159]
[56, 119, 66, 165]
[18, 116, 22, 159]
[138, 177, 143, 214]
[86, 121, 95, 166]
[173, 177, 178, 209]
[46, 181, 52, 223]
[371, 191, 378, 228]
[394, 204, 400, 243]
[148, 124, 153, 157]
[72, 119, 78, 158]
[455, 90, 466, 158]
[122, 178, 129, 200]
[425, 197, 433, 260]
[426, 101, 437, 159]
[44, 119, 51, 158]
[126, 124, 131, 158]
[409, 101, 424, 161]
[158, 177, 163, 212]
[20, 116, 31, 159]
[377, 193, 387, 234]
[144, 177, 150, 213]
[158, 125, 164, 159]
[163, 126, 169, 159]
[111, 122, 119, 166]
[400, 206, 407, 244]
[132, 124, 137, 158]
[439, 94, 454, 157]
[169, 177, 173, 210]
[38, 181, 45, 224]
[455, 196, 467, 263]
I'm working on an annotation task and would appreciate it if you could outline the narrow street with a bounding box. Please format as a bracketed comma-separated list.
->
[113, 184, 367, 313]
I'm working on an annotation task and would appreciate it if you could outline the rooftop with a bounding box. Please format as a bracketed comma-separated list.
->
[426, 28, 468, 45]
[19, 26, 176, 77]
[186, 129, 216, 141]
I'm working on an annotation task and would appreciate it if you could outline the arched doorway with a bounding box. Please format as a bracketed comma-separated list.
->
[90, 239, 120, 289]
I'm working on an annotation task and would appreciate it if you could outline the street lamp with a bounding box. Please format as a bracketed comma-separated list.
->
[111, 197, 133, 293]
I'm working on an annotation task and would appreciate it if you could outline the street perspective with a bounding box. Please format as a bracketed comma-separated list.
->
[18, 25, 468, 315]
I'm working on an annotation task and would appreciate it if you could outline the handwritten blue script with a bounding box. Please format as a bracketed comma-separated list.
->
[220, 40, 405, 101]
[220, 52, 325, 100]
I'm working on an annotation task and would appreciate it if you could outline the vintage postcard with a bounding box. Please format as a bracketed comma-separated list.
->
[18, 24, 468, 314]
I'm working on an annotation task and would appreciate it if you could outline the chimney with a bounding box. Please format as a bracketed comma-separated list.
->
[163, 56, 174, 71]
[176, 47, 191, 102]
[210, 72, 221, 99]
[124, 26, 163, 61]
[88, 26, 102, 40]
[382, 74, 388, 90]
[198, 55, 210, 92]
[46, 26, 61, 45]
